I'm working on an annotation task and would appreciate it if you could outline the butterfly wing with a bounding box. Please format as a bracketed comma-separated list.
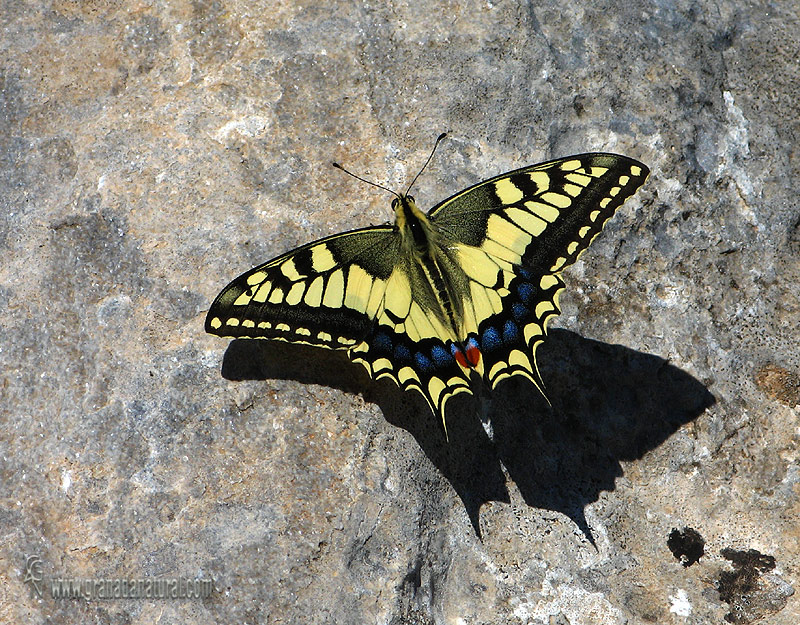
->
[206, 226, 397, 349]
[207, 152, 648, 428]
[429, 153, 649, 393]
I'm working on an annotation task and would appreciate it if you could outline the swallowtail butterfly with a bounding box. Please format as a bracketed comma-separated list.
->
[206, 136, 648, 432]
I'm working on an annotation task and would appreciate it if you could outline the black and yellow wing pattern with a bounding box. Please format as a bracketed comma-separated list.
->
[206, 152, 649, 430]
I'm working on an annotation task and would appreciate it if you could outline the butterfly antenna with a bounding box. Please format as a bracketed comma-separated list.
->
[405, 132, 447, 196]
[332, 162, 400, 199]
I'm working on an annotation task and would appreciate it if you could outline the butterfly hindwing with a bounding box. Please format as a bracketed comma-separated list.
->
[429, 153, 650, 392]
[349, 324, 472, 426]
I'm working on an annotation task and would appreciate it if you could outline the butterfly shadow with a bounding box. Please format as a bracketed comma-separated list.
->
[219, 330, 714, 541]
[486, 328, 715, 542]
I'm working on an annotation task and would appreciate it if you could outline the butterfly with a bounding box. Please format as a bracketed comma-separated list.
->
[206, 135, 649, 433]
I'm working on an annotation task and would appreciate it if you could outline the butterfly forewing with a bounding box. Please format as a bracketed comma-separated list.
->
[206, 225, 475, 421]
[206, 226, 396, 349]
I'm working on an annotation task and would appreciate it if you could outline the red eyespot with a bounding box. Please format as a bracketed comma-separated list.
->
[465, 343, 481, 367]
[451, 339, 481, 369]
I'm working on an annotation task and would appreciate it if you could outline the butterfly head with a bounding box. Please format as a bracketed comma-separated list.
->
[390, 194, 415, 210]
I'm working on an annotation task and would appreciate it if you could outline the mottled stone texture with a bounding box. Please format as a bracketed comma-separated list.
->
[1, 1, 798, 624]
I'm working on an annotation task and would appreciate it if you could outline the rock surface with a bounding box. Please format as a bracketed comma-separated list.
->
[1, 1, 798, 623]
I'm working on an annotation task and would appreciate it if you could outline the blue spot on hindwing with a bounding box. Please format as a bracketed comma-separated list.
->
[414, 352, 433, 372]
[517, 281, 535, 304]
[430, 344, 453, 367]
[512, 303, 528, 322]
[503, 320, 520, 343]
[393, 343, 411, 363]
[481, 326, 501, 351]
[373, 332, 392, 353]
